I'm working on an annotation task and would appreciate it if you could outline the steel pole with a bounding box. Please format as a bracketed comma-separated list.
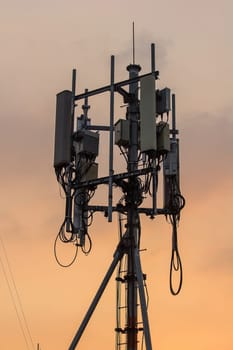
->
[126, 63, 141, 350]
[108, 55, 115, 222]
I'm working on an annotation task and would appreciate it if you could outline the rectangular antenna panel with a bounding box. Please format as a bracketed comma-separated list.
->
[163, 139, 180, 209]
[54, 90, 73, 168]
[156, 87, 171, 115]
[74, 130, 99, 156]
[115, 119, 129, 146]
[82, 163, 98, 181]
[157, 121, 170, 154]
[163, 139, 179, 176]
[140, 75, 157, 153]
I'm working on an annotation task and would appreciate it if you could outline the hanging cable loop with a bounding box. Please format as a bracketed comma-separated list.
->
[54, 230, 79, 268]
[81, 232, 92, 255]
[169, 217, 183, 295]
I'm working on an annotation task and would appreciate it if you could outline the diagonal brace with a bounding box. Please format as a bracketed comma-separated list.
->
[134, 248, 153, 350]
[68, 238, 127, 350]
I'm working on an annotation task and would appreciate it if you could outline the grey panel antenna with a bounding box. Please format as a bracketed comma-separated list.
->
[140, 75, 157, 154]
[156, 87, 171, 115]
[54, 90, 73, 168]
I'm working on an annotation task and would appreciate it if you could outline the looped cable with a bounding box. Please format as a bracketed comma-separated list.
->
[54, 229, 79, 268]
[58, 220, 75, 243]
[170, 248, 183, 295]
[169, 216, 183, 295]
[81, 232, 92, 255]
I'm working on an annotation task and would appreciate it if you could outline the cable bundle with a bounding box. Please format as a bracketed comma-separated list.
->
[54, 161, 95, 267]
[166, 176, 185, 295]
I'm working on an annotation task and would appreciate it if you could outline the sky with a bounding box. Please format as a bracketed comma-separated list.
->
[0, 0, 233, 349]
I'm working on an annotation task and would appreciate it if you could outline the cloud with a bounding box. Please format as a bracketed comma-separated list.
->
[180, 108, 233, 199]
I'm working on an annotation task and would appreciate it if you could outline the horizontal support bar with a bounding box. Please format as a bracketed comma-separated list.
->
[86, 125, 111, 131]
[74, 71, 159, 101]
[75, 167, 153, 189]
[87, 205, 168, 216]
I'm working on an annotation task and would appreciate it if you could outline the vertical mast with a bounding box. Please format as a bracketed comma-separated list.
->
[126, 63, 141, 350]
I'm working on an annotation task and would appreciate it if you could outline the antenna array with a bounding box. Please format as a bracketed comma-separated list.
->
[53, 43, 185, 350]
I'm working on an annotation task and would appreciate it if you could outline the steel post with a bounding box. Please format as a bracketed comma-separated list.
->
[126, 63, 141, 350]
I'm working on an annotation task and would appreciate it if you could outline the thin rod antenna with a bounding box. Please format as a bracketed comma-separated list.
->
[151, 43, 155, 72]
[133, 22, 135, 64]
[65, 68, 76, 233]
[71, 69, 76, 131]
[151, 43, 157, 216]
[172, 94, 176, 139]
[108, 55, 115, 222]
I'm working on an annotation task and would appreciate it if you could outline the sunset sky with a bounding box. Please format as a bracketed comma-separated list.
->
[0, 0, 232, 349]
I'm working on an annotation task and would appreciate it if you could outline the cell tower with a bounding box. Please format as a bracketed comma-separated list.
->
[53, 42, 185, 350]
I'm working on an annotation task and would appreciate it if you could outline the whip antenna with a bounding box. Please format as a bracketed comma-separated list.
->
[133, 22, 135, 64]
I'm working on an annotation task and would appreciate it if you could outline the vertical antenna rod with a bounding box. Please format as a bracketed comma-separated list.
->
[172, 94, 176, 139]
[151, 43, 157, 215]
[108, 55, 115, 222]
[151, 43, 155, 72]
[71, 69, 76, 131]
[64, 70, 76, 233]
[133, 22, 135, 64]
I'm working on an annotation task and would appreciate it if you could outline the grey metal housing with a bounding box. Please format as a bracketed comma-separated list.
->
[54, 90, 73, 168]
